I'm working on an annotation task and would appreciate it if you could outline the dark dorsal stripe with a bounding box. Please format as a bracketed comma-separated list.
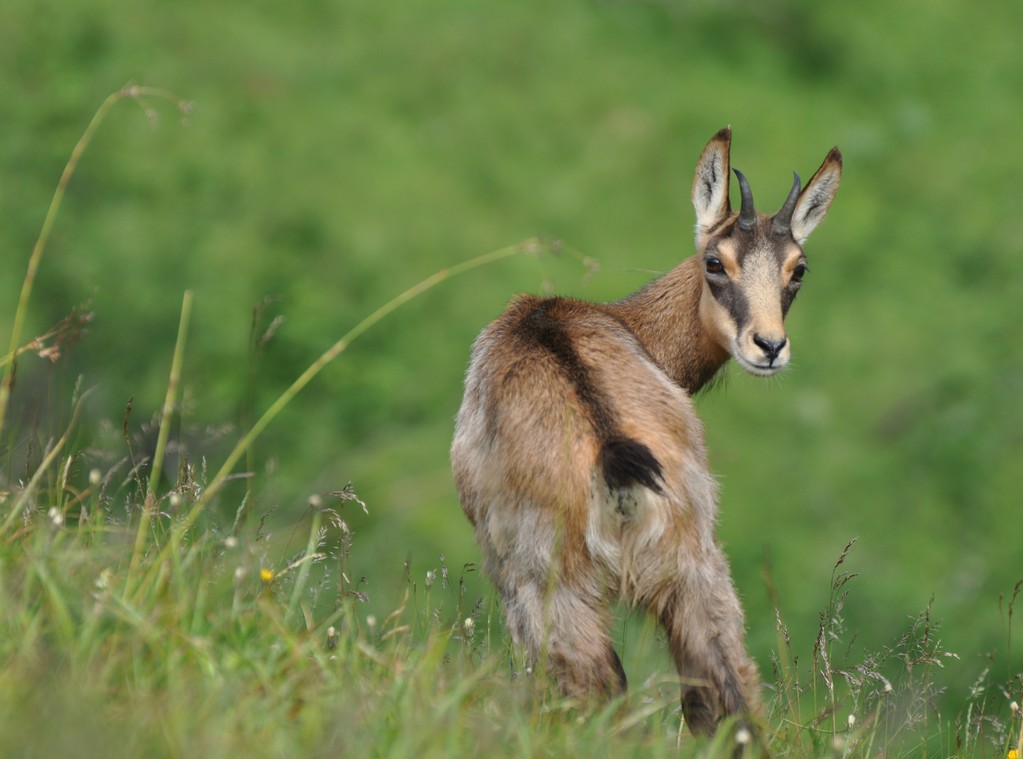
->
[519, 298, 664, 494]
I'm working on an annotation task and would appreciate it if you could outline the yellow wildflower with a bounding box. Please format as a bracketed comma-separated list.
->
[260, 568, 274, 583]
[1007, 749, 1017, 759]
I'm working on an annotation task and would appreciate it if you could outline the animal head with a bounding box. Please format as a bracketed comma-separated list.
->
[691, 127, 842, 376]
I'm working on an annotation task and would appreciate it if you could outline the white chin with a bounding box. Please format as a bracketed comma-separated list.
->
[734, 354, 787, 377]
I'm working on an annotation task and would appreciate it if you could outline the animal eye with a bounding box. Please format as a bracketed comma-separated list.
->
[791, 263, 809, 283]
[705, 256, 725, 275]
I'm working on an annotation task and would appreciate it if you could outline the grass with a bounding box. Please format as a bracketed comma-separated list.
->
[1, 93, 1021, 758]
[0, 434, 1019, 758]
[4, 0, 1022, 704]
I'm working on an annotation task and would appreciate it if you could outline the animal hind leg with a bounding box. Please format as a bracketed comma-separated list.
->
[653, 545, 762, 735]
[501, 578, 626, 702]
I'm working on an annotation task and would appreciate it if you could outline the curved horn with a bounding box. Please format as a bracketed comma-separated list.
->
[771, 172, 802, 236]
[733, 168, 756, 231]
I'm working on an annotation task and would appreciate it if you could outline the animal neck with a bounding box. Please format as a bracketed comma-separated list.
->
[608, 256, 730, 394]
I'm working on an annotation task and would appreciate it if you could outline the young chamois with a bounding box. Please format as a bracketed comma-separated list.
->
[451, 128, 841, 735]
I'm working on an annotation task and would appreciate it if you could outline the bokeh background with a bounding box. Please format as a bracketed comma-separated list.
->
[2, 0, 1020, 698]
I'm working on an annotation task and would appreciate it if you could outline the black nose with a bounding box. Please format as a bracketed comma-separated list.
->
[753, 334, 787, 362]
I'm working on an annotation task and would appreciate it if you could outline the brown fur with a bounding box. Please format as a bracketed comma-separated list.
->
[451, 128, 841, 736]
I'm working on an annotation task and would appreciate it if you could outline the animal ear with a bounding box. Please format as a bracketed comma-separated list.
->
[790, 147, 842, 245]
[691, 127, 732, 240]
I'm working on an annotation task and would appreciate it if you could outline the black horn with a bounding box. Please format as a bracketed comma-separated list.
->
[733, 168, 756, 231]
[771, 172, 802, 236]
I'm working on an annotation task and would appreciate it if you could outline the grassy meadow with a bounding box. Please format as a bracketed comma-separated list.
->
[1, 0, 1022, 755]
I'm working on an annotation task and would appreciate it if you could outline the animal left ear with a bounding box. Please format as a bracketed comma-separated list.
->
[790, 147, 842, 245]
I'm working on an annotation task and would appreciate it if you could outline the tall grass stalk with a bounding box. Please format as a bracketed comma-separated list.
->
[127, 290, 193, 586]
[285, 501, 323, 627]
[157, 237, 563, 562]
[0, 85, 188, 440]
[0, 389, 90, 539]
[145, 290, 192, 508]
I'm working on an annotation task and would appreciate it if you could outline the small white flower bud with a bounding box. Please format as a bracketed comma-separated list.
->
[224, 536, 238, 549]
[89, 468, 102, 487]
[735, 727, 751, 745]
[425, 570, 436, 588]
[847, 713, 856, 729]
[463, 617, 475, 636]
[48, 506, 64, 526]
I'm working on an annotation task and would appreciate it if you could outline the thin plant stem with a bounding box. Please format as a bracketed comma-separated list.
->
[0, 85, 188, 440]
[136, 237, 554, 597]
[286, 505, 323, 627]
[0, 389, 92, 540]
[147, 290, 192, 504]
[0, 339, 49, 370]
[184, 239, 543, 530]
[127, 290, 193, 585]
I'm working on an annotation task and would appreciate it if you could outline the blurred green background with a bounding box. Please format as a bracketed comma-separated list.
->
[2, 0, 1020, 696]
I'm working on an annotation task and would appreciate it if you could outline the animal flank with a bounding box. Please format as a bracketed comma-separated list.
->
[451, 127, 841, 739]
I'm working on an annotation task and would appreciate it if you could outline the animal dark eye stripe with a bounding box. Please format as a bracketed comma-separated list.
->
[706, 277, 750, 330]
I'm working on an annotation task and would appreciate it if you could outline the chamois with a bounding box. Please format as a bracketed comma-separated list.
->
[451, 127, 841, 735]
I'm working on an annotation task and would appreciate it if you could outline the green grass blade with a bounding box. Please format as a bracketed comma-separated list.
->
[0, 85, 188, 440]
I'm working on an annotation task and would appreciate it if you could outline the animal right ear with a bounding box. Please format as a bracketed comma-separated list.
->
[691, 127, 732, 239]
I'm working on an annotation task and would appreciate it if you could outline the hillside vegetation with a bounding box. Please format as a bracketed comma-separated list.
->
[1, 0, 1021, 755]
